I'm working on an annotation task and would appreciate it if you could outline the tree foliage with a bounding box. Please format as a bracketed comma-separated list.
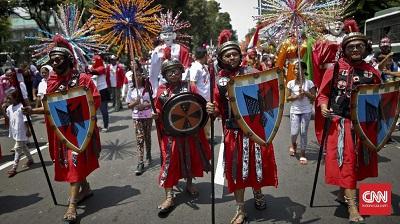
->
[6, 0, 65, 32]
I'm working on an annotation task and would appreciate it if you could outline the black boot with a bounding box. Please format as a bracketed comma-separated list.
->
[135, 162, 144, 176]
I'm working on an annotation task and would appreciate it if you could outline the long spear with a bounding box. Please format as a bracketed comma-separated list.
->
[208, 54, 217, 224]
[309, 62, 338, 207]
[25, 115, 58, 205]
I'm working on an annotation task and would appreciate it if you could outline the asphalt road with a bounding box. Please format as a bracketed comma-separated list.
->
[0, 105, 399, 224]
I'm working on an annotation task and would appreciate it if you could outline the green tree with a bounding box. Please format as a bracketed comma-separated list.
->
[7, 0, 64, 32]
[0, 17, 11, 50]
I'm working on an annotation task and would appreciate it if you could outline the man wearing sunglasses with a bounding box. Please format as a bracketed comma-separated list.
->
[206, 35, 278, 223]
[26, 34, 101, 224]
[316, 31, 382, 223]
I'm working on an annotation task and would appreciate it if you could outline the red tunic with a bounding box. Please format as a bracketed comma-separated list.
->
[46, 71, 101, 183]
[213, 68, 278, 193]
[315, 58, 381, 189]
[155, 82, 211, 188]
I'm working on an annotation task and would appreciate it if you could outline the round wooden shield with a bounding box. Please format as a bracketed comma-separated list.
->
[162, 92, 208, 136]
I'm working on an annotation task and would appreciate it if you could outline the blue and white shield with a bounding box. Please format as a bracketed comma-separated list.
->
[42, 86, 96, 153]
[351, 81, 400, 151]
[227, 68, 285, 146]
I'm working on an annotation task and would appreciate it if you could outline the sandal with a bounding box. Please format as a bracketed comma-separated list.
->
[345, 196, 365, 223]
[230, 203, 246, 224]
[299, 157, 308, 165]
[253, 190, 267, 210]
[289, 143, 297, 156]
[158, 190, 175, 214]
[63, 204, 77, 224]
[158, 197, 175, 214]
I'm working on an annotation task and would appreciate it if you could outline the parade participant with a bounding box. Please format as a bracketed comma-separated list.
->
[150, 10, 191, 96]
[90, 55, 110, 132]
[189, 47, 211, 139]
[376, 53, 400, 82]
[260, 53, 275, 70]
[155, 59, 211, 214]
[374, 37, 399, 82]
[27, 35, 101, 223]
[241, 48, 263, 71]
[276, 32, 307, 83]
[206, 34, 278, 223]
[126, 59, 153, 175]
[106, 55, 125, 111]
[286, 61, 316, 165]
[5, 87, 34, 177]
[316, 32, 381, 223]
[312, 18, 357, 88]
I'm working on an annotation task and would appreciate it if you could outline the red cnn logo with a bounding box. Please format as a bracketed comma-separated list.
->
[359, 183, 392, 215]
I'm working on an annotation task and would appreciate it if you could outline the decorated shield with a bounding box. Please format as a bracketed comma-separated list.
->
[351, 81, 400, 152]
[162, 92, 208, 136]
[42, 86, 96, 153]
[227, 68, 285, 146]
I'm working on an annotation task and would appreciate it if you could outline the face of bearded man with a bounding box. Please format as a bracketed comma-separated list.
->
[49, 53, 71, 75]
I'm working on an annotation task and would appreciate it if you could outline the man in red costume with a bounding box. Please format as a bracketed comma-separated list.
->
[28, 35, 101, 223]
[206, 33, 278, 224]
[154, 59, 211, 215]
[315, 32, 381, 223]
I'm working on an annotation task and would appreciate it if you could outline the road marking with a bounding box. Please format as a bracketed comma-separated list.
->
[0, 145, 48, 171]
[214, 141, 225, 198]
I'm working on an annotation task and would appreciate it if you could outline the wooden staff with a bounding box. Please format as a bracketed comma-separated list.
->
[208, 57, 216, 224]
[310, 62, 338, 207]
[14, 76, 58, 205]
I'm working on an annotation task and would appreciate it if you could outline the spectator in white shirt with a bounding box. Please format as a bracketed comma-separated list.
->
[36, 65, 52, 107]
[286, 61, 316, 165]
[189, 47, 211, 139]
[4, 87, 34, 177]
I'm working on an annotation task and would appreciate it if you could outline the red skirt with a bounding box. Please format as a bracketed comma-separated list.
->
[324, 116, 378, 189]
[49, 125, 100, 183]
[158, 131, 211, 188]
[224, 129, 278, 193]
